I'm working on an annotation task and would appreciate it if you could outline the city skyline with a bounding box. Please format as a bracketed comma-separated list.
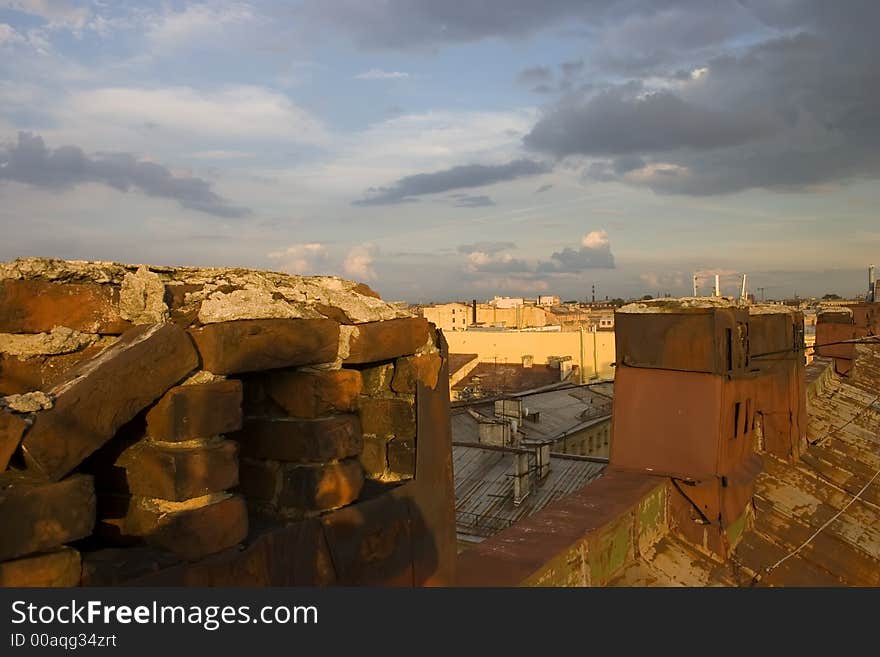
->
[2, 1, 879, 301]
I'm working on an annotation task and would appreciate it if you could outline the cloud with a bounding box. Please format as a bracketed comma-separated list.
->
[0, 132, 248, 217]
[516, 66, 552, 85]
[67, 86, 328, 145]
[299, 0, 600, 50]
[1, 0, 89, 31]
[538, 230, 616, 272]
[457, 241, 516, 255]
[267, 243, 329, 274]
[343, 244, 378, 280]
[146, 3, 256, 50]
[524, 85, 779, 157]
[355, 69, 410, 80]
[354, 158, 550, 205]
[465, 250, 529, 273]
[0, 23, 25, 45]
[451, 194, 494, 207]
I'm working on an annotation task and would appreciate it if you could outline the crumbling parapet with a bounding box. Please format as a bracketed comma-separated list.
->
[0, 258, 455, 587]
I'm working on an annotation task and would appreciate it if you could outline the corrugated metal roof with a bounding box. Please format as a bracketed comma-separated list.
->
[453, 444, 606, 542]
[452, 383, 614, 444]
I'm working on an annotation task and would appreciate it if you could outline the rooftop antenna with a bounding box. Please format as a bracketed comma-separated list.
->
[714, 274, 721, 298]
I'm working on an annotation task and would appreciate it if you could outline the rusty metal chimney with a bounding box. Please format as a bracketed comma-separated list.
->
[472, 299, 477, 324]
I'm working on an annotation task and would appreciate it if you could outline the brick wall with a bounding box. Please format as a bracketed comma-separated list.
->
[0, 258, 455, 586]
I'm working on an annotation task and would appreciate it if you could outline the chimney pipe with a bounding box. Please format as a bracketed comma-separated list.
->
[740, 274, 748, 301]
[714, 274, 721, 297]
[472, 299, 477, 325]
[869, 265, 876, 302]
[592, 283, 596, 304]
[692, 274, 698, 297]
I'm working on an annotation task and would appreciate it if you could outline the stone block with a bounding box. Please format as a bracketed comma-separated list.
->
[360, 435, 389, 480]
[344, 318, 431, 364]
[387, 437, 416, 479]
[277, 459, 364, 512]
[358, 397, 416, 439]
[235, 415, 362, 464]
[115, 493, 248, 561]
[146, 380, 242, 441]
[0, 342, 111, 395]
[0, 279, 130, 334]
[391, 353, 442, 393]
[0, 408, 27, 470]
[360, 363, 394, 395]
[238, 458, 281, 502]
[266, 369, 361, 418]
[189, 318, 339, 374]
[0, 547, 81, 587]
[112, 438, 239, 501]
[21, 323, 199, 480]
[0, 472, 95, 561]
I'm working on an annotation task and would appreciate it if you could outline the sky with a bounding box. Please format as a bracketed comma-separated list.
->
[1, 1, 879, 302]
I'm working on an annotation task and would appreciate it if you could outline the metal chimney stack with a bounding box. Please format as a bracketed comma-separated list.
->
[714, 274, 721, 297]
[869, 265, 876, 302]
[740, 274, 748, 301]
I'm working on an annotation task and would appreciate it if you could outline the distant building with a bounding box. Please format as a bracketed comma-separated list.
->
[490, 296, 524, 309]
[421, 302, 471, 332]
[537, 295, 561, 306]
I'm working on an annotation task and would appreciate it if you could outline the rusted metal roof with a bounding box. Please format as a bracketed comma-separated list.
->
[609, 347, 880, 586]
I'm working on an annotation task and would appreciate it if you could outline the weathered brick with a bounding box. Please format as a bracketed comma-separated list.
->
[360, 435, 388, 480]
[235, 415, 362, 464]
[391, 353, 442, 393]
[146, 380, 242, 441]
[0, 472, 95, 561]
[358, 397, 416, 439]
[360, 363, 394, 395]
[109, 438, 239, 501]
[0, 342, 110, 395]
[189, 319, 339, 375]
[387, 437, 416, 479]
[345, 318, 431, 364]
[0, 546, 81, 587]
[0, 408, 27, 470]
[21, 323, 199, 480]
[238, 457, 281, 502]
[266, 369, 361, 418]
[277, 459, 364, 512]
[115, 494, 248, 560]
[0, 279, 130, 334]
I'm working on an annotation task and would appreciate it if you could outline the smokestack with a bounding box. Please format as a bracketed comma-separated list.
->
[592, 283, 596, 304]
[869, 265, 876, 302]
[740, 274, 748, 301]
[714, 274, 721, 297]
[693, 274, 698, 297]
[472, 299, 477, 325]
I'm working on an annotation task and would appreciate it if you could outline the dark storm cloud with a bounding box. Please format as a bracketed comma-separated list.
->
[458, 241, 516, 255]
[526, 2, 880, 195]
[300, 0, 614, 49]
[354, 159, 550, 206]
[524, 85, 779, 156]
[0, 132, 249, 217]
